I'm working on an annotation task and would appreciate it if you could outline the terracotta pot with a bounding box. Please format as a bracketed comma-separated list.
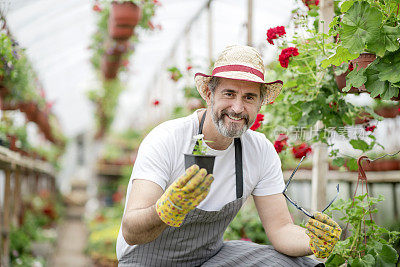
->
[0, 101, 18, 110]
[108, 2, 141, 40]
[335, 53, 376, 93]
[108, 18, 135, 40]
[110, 1, 141, 27]
[375, 106, 399, 118]
[19, 101, 39, 121]
[101, 54, 121, 80]
[7, 135, 18, 151]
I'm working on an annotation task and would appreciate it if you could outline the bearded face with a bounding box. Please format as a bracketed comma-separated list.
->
[208, 78, 261, 138]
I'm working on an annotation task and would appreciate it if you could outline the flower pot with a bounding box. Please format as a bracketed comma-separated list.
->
[335, 53, 376, 93]
[108, 1, 141, 40]
[6, 135, 18, 151]
[101, 54, 121, 80]
[110, 1, 141, 27]
[108, 18, 135, 40]
[375, 106, 399, 118]
[19, 101, 39, 121]
[184, 154, 216, 175]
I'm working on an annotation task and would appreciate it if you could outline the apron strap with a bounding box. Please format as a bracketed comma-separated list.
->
[234, 138, 243, 199]
[196, 110, 243, 199]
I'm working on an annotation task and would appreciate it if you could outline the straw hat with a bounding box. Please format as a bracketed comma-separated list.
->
[194, 45, 283, 104]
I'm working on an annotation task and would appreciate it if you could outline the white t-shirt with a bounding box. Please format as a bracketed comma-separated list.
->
[116, 109, 285, 259]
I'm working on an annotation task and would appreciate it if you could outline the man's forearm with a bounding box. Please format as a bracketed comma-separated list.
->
[268, 223, 312, 257]
[122, 204, 168, 245]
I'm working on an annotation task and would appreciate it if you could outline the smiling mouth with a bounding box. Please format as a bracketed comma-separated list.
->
[225, 114, 244, 122]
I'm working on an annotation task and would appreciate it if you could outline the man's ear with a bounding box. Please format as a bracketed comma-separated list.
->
[204, 85, 212, 106]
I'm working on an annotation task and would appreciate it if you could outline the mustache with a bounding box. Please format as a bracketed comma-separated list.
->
[221, 110, 249, 123]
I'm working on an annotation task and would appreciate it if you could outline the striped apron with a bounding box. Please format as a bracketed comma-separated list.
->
[118, 111, 322, 266]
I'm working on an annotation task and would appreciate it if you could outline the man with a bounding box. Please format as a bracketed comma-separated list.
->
[116, 45, 341, 266]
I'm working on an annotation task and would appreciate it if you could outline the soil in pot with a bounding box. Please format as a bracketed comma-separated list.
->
[184, 154, 216, 175]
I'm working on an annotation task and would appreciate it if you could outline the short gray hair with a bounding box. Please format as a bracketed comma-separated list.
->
[207, 76, 266, 103]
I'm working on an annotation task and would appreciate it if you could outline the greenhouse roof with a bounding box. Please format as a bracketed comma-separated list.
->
[5, 0, 292, 137]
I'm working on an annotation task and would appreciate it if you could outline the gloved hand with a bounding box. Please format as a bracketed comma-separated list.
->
[156, 164, 214, 227]
[305, 212, 342, 258]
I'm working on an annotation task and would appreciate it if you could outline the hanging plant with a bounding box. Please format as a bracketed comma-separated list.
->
[321, 0, 400, 100]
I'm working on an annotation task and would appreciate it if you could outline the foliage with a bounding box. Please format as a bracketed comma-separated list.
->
[224, 201, 270, 244]
[192, 134, 213, 155]
[325, 194, 400, 266]
[261, 9, 381, 166]
[321, 0, 400, 100]
[86, 205, 124, 263]
[89, 0, 159, 138]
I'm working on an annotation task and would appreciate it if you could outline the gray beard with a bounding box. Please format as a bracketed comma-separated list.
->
[210, 97, 255, 138]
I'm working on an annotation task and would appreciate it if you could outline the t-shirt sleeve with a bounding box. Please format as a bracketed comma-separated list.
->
[252, 136, 285, 196]
[129, 126, 173, 191]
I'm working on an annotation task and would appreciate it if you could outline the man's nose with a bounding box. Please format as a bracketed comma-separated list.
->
[231, 98, 244, 114]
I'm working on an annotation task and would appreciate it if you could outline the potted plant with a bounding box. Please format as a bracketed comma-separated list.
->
[321, 0, 400, 100]
[325, 194, 400, 266]
[184, 134, 215, 174]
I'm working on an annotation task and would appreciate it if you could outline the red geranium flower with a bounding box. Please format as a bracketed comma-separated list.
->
[365, 125, 376, 132]
[292, 143, 312, 159]
[153, 100, 160, 106]
[267, 26, 286, 45]
[93, 3, 102, 12]
[250, 113, 264, 131]
[348, 62, 354, 72]
[303, 0, 319, 9]
[186, 65, 193, 71]
[279, 47, 299, 68]
[274, 133, 288, 153]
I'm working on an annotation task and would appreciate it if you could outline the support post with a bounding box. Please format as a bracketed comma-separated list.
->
[2, 169, 11, 267]
[247, 0, 253, 46]
[13, 169, 21, 226]
[207, 0, 213, 67]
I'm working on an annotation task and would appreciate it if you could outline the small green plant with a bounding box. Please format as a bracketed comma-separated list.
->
[326, 194, 400, 267]
[192, 134, 212, 155]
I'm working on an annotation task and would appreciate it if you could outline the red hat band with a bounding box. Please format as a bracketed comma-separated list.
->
[212, 65, 264, 80]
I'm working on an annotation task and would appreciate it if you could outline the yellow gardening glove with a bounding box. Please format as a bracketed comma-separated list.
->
[156, 165, 213, 227]
[305, 212, 342, 258]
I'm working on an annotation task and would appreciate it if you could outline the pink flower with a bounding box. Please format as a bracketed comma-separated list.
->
[93, 3, 101, 12]
[279, 47, 299, 68]
[267, 26, 286, 45]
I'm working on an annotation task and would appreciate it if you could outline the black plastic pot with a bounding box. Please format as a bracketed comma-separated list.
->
[184, 154, 216, 175]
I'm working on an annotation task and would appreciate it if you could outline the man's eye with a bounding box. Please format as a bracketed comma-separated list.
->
[224, 93, 233, 97]
[245, 96, 254, 101]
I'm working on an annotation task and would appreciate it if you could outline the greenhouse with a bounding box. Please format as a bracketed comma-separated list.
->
[1, 0, 400, 266]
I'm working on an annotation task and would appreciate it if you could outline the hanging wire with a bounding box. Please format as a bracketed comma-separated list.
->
[338, 150, 400, 162]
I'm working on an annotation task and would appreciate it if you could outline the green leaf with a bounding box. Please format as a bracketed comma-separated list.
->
[347, 157, 358, 171]
[379, 244, 398, 263]
[321, 46, 360, 68]
[341, 0, 354, 12]
[325, 253, 346, 267]
[364, 63, 389, 97]
[344, 68, 367, 91]
[332, 157, 345, 167]
[350, 139, 369, 151]
[380, 85, 399, 100]
[340, 1, 382, 54]
[367, 25, 400, 57]
[376, 50, 400, 83]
